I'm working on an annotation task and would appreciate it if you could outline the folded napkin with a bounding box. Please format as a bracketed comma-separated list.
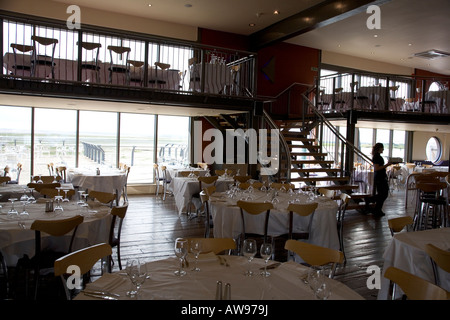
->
[86, 273, 126, 292]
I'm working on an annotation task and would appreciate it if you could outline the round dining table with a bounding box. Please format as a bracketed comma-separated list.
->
[209, 189, 340, 251]
[67, 168, 127, 199]
[75, 254, 364, 300]
[0, 198, 112, 266]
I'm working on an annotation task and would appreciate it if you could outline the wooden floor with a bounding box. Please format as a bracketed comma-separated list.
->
[115, 187, 415, 301]
[3, 187, 415, 300]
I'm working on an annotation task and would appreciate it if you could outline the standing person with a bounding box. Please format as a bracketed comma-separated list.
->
[371, 143, 392, 216]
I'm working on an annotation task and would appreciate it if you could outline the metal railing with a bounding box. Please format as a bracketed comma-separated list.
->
[1, 13, 257, 98]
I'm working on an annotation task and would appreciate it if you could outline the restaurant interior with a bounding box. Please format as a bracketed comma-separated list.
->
[0, 0, 449, 307]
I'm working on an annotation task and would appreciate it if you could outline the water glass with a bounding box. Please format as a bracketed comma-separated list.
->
[126, 259, 146, 298]
[260, 241, 273, 277]
[174, 238, 188, 276]
[242, 239, 257, 276]
[190, 239, 202, 272]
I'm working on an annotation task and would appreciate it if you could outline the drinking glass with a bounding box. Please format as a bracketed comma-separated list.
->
[242, 239, 257, 276]
[28, 188, 36, 203]
[190, 239, 202, 272]
[7, 198, 18, 219]
[77, 190, 86, 205]
[174, 238, 188, 276]
[62, 189, 70, 202]
[126, 259, 146, 298]
[260, 241, 273, 277]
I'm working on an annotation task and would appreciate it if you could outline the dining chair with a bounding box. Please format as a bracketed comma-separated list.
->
[108, 203, 128, 270]
[384, 266, 447, 300]
[337, 193, 351, 263]
[77, 41, 102, 83]
[27, 182, 61, 194]
[202, 185, 217, 238]
[234, 175, 251, 184]
[5, 163, 22, 184]
[55, 166, 67, 183]
[318, 187, 335, 199]
[236, 201, 273, 252]
[286, 202, 318, 240]
[88, 190, 116, 207]
[31, 175, 62, 184]
[414, 181, 448, 230]
[121, 164, 131, 202]
[186, 238, 236, 255]
[107, 45, 131, 85]
[17, 215, 84, 299]
[127, 60, 145, 86]
[153, 164, 163, 197]
[40, 188, 75, 199]
[150, 62, 170, 88]
[31, 35, 59, 79]
[47, 163, 55, 176]
[424, 243, 450, 289]
[387, 216, 413, 236]
[284, 239, 344, 279]
[54, 243, 112, 300]
[188, 175, 218, 219]
[0, 250, 9, 298]
[10, 43, 34, 77]
[160, 166, 172, 201]
[0, 176, 11, 185]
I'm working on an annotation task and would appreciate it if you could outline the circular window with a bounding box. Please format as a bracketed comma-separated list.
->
[425, 137, 442, 164]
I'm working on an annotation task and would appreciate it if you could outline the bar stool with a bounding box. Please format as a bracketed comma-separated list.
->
[414, 181, 448, 230]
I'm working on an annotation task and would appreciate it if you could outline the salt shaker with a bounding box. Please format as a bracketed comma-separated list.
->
[224, 283, 231, 300]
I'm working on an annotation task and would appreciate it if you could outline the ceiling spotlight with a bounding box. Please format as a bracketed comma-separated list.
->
[273, 10, 280, 15]
[374, 34, 378, 38]
[185, 3, 192, 8]
[148, 4, 152, 7]
[249, 23, 256, 27]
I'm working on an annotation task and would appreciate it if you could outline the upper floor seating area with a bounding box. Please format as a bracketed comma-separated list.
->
[1, 15, 256, 98]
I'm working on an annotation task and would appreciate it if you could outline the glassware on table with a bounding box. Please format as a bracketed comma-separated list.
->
[62, 189, 70, 202]
[260, 240, 273, 277]
[307, 266, 331, 299]
[54, 188, 64, 212]
[20, 187, 29, 202]
[7, 198, 18, 219]
[28, 188, 36, 203]
[20, 200, 30, 218]
[174, 238, 188, 276]
[36, 174, 43, 184]
[242, 239, 257, 276]
[190, 239, 202, 272]
[126, 259, 146, 298]
[77, 190, 86, 205]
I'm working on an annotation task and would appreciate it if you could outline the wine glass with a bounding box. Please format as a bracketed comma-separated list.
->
[7, 198, 18, 219]
[242, 239, 257, 276]
[54, 188, 64, 212]
[77, 190, 86, 205]
[62, 189, 70, 202]
[190, 239, 202, 272]
[126, 259, 146, 298]
[260, 240, 273, 277]
[174, 238, 188, 276]
[28, 188, 36, 203]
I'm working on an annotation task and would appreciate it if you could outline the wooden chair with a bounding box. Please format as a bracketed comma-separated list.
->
[200, 186, 216, 238]
[414, 181, 448, 230]
[186, 238, 236, 255]
[237, 182, 251, 190]
[23, 215, 84, 299]
[251, 181, 263, 189]
[318, 187, 335, 198]
[31, 175, 62, 184]
[286, 202, 318, 240]
[153, 164, 164, 197]
[27, 182, 61, 194]
[88, 190, 116, 207]
[425, 243, 450, 288]
[388, 216, 413, 236]
[0, 176, 11, 185]
[188, 176, 218, 219]
[31, 35, 59, 79]
[109, 203, 128, 270]
[284, 239, 344, 278]
[10, 43, 33, 77]
[234, 175, 251, 184]
[236, 201, 273, 248]
[6, 163, 22, 184]
[384, 266, 447, 300]
[78, 41, 102, 83]
[54, 243, 112, 300]
[160, 166, 172, 200]
[55, 166, 67, 183]
[107, 45, 131, 85]
[40, 188, 75, 199]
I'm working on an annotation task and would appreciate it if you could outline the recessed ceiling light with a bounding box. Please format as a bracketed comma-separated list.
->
[185, 4, 192, 8]
[273, 10, 280, 15]
[249, 23, 256, 27]
[148, 4, 152, 7]
[374, 34, 378, 38]
[408, 43, 413, 46]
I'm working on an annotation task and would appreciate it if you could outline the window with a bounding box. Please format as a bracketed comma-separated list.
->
[425, 137, 442, 164]
[157, 115, 190, 165]
[120, 113, 155, 184]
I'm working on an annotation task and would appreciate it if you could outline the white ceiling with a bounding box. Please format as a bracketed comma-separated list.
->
[54, 0, 450, 75]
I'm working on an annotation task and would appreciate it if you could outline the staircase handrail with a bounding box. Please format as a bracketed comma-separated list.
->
[262, 109, 292, 181]
[301, 92, 373, 167]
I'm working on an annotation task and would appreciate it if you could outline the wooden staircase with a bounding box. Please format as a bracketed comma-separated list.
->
[278, 118, 359, 194]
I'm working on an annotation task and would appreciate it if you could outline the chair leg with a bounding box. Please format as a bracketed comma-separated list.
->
[117, 245, 122, 270]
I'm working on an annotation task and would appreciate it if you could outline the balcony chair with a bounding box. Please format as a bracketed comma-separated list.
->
[31, 35, 58, 79]
[107, 45, 131, 85]
[149, 62, 171, 88]
[128, 60, 145, 86]
[77, 41, 102, 83]
[9, 43, 33, 77]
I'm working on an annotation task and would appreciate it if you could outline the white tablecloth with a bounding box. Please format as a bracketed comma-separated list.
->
[210, 190, 340, 250]
[0, 199, 112, 266]
[67, 168, 127, 197]
[189, 63, 232, 94]
[378, 228, 450, 300]
[75, 255, 364, 300]
[173, 177, 233, 214]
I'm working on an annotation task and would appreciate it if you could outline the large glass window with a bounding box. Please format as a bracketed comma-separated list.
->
[120, 113, 155, 184]
[34, 108, 77, 176]
[78, 111, 117, 169]
[157, 115, 190, 166]
[426, 137, 442, 164]
[0, 105, 31, 184]
[392, 130, 406, 160]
